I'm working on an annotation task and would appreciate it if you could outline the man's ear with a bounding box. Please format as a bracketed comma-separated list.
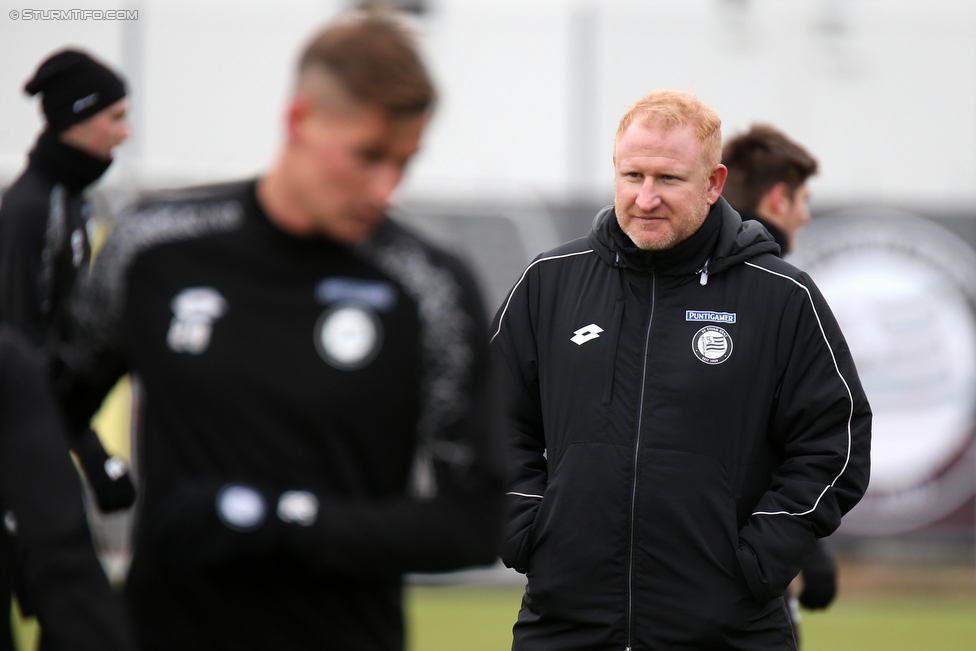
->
[286, 94, 315, 144]
[706, 164, 728, 204]
[766, 182, 791, 217]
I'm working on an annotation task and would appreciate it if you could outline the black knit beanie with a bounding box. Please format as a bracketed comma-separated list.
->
[23, 49, 127, 133]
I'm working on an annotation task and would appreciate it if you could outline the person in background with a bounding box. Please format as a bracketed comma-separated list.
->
[492, 89, 870, 650]
[721, 123, 817, 255]
[0, 49, 136, 515]
[0, 326, 133, 651]
[723, 123, 839, 643]
[0, 48, 135, 647]
[0, 48, 130, 348]
[53, 12, 505, 651]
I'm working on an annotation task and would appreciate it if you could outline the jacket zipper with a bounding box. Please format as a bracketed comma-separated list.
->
[626, 269, 656, 651]
[698, 257, 711, 286]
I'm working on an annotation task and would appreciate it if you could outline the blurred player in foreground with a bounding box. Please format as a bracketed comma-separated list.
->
[53, 12, 505, 651]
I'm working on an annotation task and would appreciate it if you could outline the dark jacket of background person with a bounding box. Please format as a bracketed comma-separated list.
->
[0, 133, 136, 523]
[0, 326, 133, 651]
[52, 180, 506, 651]
[740, 209, 788, 254]
[0, 130, 102, 348]
[491, 199, 871, 650]
[0, 51, 135, 518]
[0, 47, 126, 350]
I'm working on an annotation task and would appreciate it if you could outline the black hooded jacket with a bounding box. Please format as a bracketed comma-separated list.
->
[490, 199, 871, 650]
[0, 130, 107, 347]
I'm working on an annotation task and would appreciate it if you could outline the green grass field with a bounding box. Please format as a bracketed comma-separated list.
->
[405, 584, 976, 651]
[799, 596, 976, 651]
[12, 571, 976, 650]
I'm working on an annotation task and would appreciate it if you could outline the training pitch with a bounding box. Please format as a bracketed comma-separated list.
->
[405, 574, 976, 651]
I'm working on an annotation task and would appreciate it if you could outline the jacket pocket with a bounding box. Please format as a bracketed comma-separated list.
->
[501, 492, 543, 574]
[521, 443, 632, 619]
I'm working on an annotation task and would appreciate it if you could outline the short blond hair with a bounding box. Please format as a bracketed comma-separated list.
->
[615, 89, 722, 169]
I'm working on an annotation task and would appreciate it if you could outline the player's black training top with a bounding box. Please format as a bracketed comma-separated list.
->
[0, 326, 133, 651]
[54, 180, 506, 651]
[0, 130, 103, 347]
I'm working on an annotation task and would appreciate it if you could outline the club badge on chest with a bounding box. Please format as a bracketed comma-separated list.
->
[167, 287, 228, 354]
[314, 304, 383, 370]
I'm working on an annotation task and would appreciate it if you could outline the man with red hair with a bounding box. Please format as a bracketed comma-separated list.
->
[493, 90, 870, 650]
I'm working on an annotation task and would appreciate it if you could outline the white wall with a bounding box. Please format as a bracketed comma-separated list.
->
[1, 0, 975, 211]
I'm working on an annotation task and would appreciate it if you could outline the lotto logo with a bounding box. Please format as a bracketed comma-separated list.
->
[571, 323, 604, 346]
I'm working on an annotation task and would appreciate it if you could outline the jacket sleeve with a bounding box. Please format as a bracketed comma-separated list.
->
[736, 272, 871, 603]
[50, 212, 131, 434]
[144, 256, 507, 577]
[489, 263, 547, 573]
[0, 185, 49, 347]
[0, 329, 134, 651]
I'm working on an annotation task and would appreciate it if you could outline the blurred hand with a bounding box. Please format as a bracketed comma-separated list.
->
[799, 541, 837, 609]
[72, 427, 136, 512]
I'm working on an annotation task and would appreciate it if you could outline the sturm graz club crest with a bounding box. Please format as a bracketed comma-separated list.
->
[692, 325, 733, 365]
[314, 304, 383, 371]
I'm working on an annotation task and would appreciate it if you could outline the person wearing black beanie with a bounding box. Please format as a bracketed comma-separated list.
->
[0, 49, 135, 488]
[23, 49, 128, 137]
[0, 49, 136, 639]
[0, 47, 129, 347]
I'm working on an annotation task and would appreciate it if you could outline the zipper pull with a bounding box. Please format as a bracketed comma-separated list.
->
[699, 259, 710, 286]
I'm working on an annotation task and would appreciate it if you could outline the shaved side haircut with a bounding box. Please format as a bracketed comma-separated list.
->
[297, 14, 435, 118]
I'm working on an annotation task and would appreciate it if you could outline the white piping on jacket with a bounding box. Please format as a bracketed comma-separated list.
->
[507, 491, 544, 499]
[489, 249, 595, 344]
[743, 261, 855, 518]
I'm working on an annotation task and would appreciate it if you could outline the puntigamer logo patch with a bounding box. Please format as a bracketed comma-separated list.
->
[685, 310, 736, 324]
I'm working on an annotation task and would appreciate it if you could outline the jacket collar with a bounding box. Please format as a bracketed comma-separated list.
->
[27, 129, 112, 193]
[587, 197, 779, 278]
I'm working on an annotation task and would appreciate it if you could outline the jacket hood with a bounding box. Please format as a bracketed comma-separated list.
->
[736, 209, 787, 257]
[587, 197, 780, 278]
